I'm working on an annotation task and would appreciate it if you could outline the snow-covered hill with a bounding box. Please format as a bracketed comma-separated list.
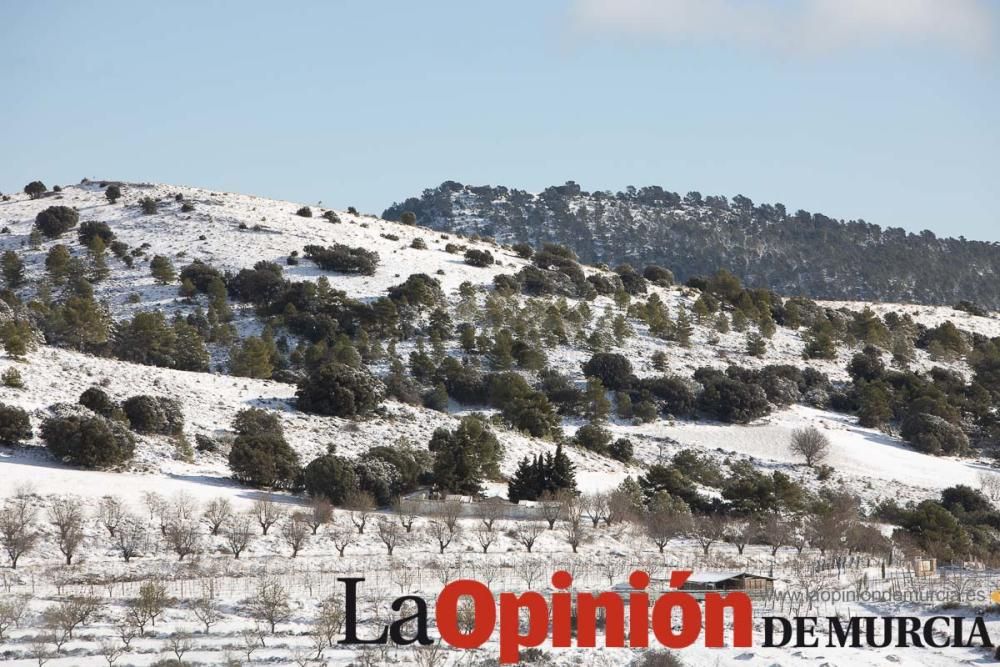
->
[384, 180, 1000, 308]
[1, 180, 995, 506]
[1, 179, 999, 666]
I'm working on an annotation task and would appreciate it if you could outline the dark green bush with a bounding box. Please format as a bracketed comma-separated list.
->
[78, 221, 115, 246]
[41, 411, 136, 468]
[303, 244, 378, 275]
[79, 386, 119, 419]
[464, 248, 494, 267]
[229, 419, 300, 489]
[122, 395, 184, 435]
[296, 362, 385, 417]
[303, 453, 359, 504]
[34, 206, 79, 238]
[0, 403, 32, 446]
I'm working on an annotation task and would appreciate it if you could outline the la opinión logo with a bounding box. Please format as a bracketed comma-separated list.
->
[338, 569, 753, 663]
[337, 569, 996, 662]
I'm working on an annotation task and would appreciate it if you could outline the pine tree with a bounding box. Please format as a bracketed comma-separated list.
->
[674, 306, 693, 347]
[507, 456, 539, 503]
[858, 382, 893, 428]
[207, 276, 232, 321]
[172, 320, 210, 372]
[88, 237, 109, 283]
[549, 442, 576, 493]
[230, 336, 275, 378]
[1, 251, 25, 288]
[0, 320, 35, 358]
[731, 309, 749, 332]
[758, 312, 776, 338]
[179, 277, 197, 298]
[150, 255, 177, 284]
[45, 245, 72, 284]
[488, 328, 515, 370]
[746, 332, 767, 357]
[584, 377, 611, 422]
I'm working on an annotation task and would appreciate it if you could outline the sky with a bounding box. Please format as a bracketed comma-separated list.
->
[1, 0, 998, 240]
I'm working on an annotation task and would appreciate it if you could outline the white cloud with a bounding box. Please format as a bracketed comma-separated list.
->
[569, 0, 996, 56]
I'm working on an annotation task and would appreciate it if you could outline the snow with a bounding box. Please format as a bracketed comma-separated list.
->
[0, 181, 998, 665]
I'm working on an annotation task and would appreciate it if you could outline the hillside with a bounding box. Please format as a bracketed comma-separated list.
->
[1, 179, 1000, 665]
[384, 181, 1000, 308]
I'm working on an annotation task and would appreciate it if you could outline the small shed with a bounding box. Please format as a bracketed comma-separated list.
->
[674, 572, 774, 595]
[614, 572, 775, 599]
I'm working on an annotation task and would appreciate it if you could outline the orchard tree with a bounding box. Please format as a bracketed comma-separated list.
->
[789, 427, 831, 467]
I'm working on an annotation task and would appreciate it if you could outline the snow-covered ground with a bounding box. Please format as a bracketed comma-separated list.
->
[0, 181, 998, 666]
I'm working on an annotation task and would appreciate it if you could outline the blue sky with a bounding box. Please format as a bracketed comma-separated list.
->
[2, 1, 997, 239]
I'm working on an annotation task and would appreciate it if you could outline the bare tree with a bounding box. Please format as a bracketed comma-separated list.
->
[141, 491, 166, 523]
[606, 488, 637, 525]
[513, 520, 545, 553]
[692, 513, 728, 556]
[806, 512, 848, 556]
[252, 495, 285, 535]
[97, 638, 124, 666]
[164, 520, 201, 561]
[428, 557, 459, 587]
[28, 638, 54, 666]
[97, 496, 126, 538]
[113, 615, 138, 649]
[202, 497, 233, 536]
[375, 517, 403, 555]
[598, 558, 627, 586]
[190, 593, 223, 633]
[281, 515, 310, 557]
[0, 492, 39, 568]
[239, 626, 262, 661]
[789, 426, 831, 468]
[113, 516, 146, 563]
[246, 577, 291, 634]
[306, 497, 333, 534]
[166, 633, 194, 663]
[539, 491, 564, 529]
[761, 514, 792, 556]
[127, 580, 169, 634]
[345, 490, 375, 534]
[723, 519, 756, 555]
[435, 501, 461, 534]
[223, 514, 255, 559]
[413, 641, 447, 667]
[43, 596, 104, 646]
[479, 497, 506, 530]
[47, 496, 86, 565]
[643, 494, 692, 554]
[390, 560, 417, 593]
[329, 517, 355, 556]
[978, 472, 1000, 503]
[170, 492, 200, 522]
[515, 558, 545, 588]
[314, 594, 344, 655]
[562, 493, 585, 553]
[0, 595, 29, 639]
[394, 498, 418, 533]
[427, 520, 457, 554]
[581, 492, 609, 528]
[475, 523, 497, 553]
